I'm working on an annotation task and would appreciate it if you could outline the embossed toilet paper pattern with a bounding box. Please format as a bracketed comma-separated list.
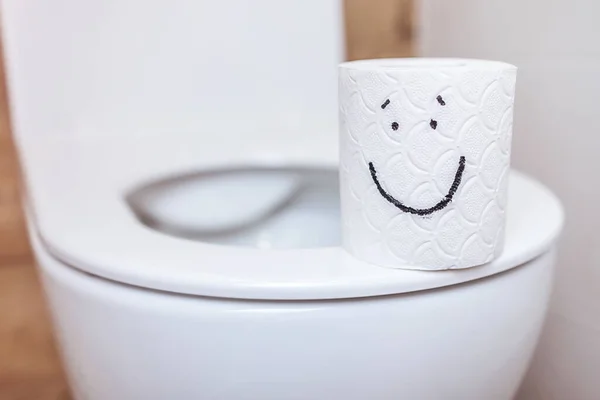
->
[339, 59, 517, 270]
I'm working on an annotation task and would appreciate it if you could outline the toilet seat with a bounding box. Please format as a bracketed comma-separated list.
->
[19, 131, 564, 300]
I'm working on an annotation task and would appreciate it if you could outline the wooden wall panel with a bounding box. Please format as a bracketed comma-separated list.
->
[344, 0, 413, 60]
[0, 42, 29, 263]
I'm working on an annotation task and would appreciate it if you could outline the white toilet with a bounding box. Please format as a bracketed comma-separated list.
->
[2, 1, 564, 399]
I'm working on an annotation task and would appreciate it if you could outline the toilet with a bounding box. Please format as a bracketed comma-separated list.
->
[1, 1, 564, 399]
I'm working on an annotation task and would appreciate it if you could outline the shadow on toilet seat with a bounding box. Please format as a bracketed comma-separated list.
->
[126, 167, 341, 249]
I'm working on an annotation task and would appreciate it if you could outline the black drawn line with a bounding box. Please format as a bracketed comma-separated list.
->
[368, 156, 466, 216]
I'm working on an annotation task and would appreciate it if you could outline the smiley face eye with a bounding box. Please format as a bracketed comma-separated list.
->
[430, 95, 445, 129]
[382, 98, 443, 132]
[381, 99, 399, 131]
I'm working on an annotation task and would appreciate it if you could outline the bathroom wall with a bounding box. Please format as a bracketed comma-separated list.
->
[0, 1, 413, 398]
[418, 1, 600, 399]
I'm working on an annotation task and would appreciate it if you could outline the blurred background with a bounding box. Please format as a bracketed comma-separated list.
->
[1, 0, 599, 399]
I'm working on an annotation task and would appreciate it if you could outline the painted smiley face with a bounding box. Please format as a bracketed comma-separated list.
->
[368, 95, 466, 216]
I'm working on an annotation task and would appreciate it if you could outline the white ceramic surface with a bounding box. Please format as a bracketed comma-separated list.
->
[127, 167, 342, 249]
[127, 170, 304, 235]
[339, 58, 517, 270]
[31, 217, 557, 400]
[20, 131, 562, 299]
[0, 0, 342, 142]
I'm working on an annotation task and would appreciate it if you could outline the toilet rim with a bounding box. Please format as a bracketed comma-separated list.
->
[20, 133, 564, 300]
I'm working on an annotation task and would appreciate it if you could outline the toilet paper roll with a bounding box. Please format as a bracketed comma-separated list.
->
[339, 58, 517, 270]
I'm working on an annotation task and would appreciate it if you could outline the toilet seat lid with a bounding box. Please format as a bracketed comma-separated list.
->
[21, 133, 564, 300]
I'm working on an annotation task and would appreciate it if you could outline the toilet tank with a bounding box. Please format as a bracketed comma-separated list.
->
[1, 0, 344, 143]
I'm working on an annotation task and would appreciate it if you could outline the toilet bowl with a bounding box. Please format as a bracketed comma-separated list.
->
[34, 233, 558, 400]
[1, 0, 563, 398]
[17, 132, 562, 400]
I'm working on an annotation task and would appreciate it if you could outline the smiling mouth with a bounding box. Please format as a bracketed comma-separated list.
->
[368, 156, 466, 216]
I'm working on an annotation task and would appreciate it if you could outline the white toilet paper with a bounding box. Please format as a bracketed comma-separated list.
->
[339, 58, 517, 270]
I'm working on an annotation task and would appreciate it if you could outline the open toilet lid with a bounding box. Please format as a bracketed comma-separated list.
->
[20, 132, 564, 300]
